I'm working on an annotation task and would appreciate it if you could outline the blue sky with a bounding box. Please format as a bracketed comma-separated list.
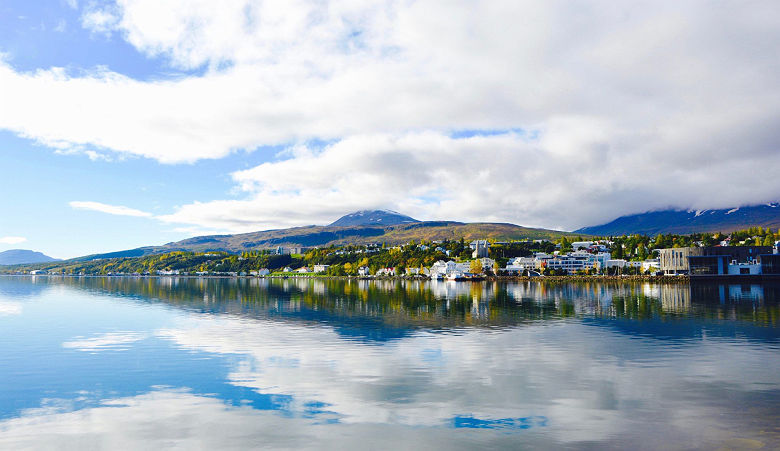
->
[1, 0, 779, 258]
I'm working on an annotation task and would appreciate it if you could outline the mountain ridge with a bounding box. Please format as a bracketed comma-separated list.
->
[576, 203, 780, 236]
[329, 210, 419, 227]
[0, 249, 59, 265]
[71, 219, 585, 261]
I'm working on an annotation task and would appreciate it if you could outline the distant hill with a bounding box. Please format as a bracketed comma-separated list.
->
[576, 203, 780, 236]
[329, 210, 419, 227]
[0, 249, 59, 265]
[73, 220, 585, 261]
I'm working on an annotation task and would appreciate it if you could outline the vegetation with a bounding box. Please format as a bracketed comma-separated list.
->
[3, 227, 777, 277]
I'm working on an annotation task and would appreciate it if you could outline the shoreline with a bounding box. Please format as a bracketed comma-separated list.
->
[6, 273, 780, 283]
[0, 273, 689, 282]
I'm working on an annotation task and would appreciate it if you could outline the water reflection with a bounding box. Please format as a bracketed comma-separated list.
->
[0, 276, 779, 449]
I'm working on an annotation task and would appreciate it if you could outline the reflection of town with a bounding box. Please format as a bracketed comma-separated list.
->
[15, 276, 780, 330]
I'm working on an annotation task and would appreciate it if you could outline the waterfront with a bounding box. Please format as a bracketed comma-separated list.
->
[1, 276, 779, 449]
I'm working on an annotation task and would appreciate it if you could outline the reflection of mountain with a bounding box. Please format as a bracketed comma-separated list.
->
[0, 275, 53, 298]
[23, 277, 780, 344]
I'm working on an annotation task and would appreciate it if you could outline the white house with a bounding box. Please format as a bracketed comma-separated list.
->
[477, 258, 496, 273]
[641, 259, 660, 273]
[376, 267, 395, 276]
[313, 264, 330, 273]
[357, 266, 371, 276]
[570, 241, 594, 250]
[157, 269, 180, 275]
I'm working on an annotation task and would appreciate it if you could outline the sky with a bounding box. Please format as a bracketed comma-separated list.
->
[1, 0, 779, 258]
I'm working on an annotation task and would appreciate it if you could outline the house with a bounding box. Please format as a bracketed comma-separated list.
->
[357, 266, 371, 276]
[296, 267, 310, 273]
[429, 260, 471, 277]
[157, 269, 180, 275]
[313, 264, 330, 273]
[641, 259, 660, 273]
[282, 267, 292, 272]
[476, 258, 496, 273]
[571, 241, 594, 250]
[376, 267, 395, 276]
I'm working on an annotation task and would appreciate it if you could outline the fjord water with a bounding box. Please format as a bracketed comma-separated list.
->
[1, 277, 779, 449]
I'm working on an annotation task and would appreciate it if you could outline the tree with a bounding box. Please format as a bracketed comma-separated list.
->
[560, 236, 570, 251]
[469, 260, 483, 274]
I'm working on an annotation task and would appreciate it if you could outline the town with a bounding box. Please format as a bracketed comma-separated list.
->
[15, 227, 780, 280]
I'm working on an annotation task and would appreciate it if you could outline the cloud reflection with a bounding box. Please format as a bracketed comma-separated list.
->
[62, 332, 146, 352]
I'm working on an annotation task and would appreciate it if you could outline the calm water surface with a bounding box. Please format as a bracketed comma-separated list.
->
[1, 276, 779, 450]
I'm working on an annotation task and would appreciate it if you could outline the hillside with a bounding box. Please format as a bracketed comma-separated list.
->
[576, 203, 780, 236]
[74, 221, 585, 261]
[0, 249, 59, 265]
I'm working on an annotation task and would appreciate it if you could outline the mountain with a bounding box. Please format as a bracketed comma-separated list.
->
[0, 249, 59, 265]
[329, 210, 419, 227]
[73, 220, 585, 261]
[575, 203, 780, 236]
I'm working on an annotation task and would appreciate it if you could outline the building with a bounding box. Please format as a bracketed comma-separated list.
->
[641, 259, 660, 273]
[658, 246, 772, 275]
[313, 264, 330, 273]
[570, 241, 594, 250]
[357, 266, 371, 276]
[476, 258, 496, 273]
[470, 240, 489, 258]
[545, 252, 610, 274]
[429, 260, 472, 278]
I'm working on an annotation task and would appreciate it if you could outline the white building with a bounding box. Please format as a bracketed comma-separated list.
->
[570, 241, 594, 250]
[376, 267, 395, 276]
[470, 240, 490, 258]
[476, 258, 496, 273]
[641, 259, 660, 273]
[156, 269, 180, 275]
[313, 264, 330, 273]
[429, 260, 472, 278]
[546, 252, 611, 274]
[357, 266, 371, 276]
[727, 262, 761, 275]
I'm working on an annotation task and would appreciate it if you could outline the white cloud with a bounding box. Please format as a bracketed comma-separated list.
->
[159, 129, 780, 231]
[80, 5, 119, 36]
[62, 332, 146, 352]
[0, 301, 23, 316]
[69, 201, 152, 217]
[0, 1, 777, 226]
[0, 236, 27, 245]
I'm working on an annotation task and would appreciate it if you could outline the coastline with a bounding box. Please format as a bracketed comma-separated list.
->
[8, 273, 780, 283]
